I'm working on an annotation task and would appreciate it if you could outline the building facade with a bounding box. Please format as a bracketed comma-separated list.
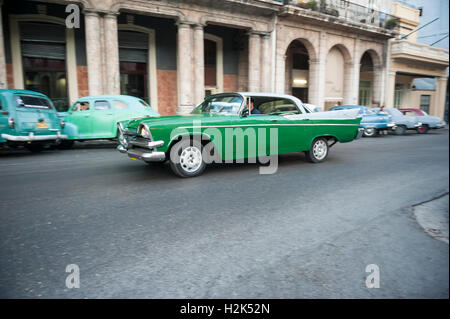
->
[385, 1, 448, 119]
[0, 0, 431, 117]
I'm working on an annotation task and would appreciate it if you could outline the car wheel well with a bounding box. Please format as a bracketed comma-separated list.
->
[167, 134, 214, 154]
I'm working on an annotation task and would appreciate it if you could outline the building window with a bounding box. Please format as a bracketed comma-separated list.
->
[358, 80, 371, 107]
[394, 83, 404, 108]
[420, 95, 431, 114]
[20, 22, 68, 111]
[119, 30, 149, 103]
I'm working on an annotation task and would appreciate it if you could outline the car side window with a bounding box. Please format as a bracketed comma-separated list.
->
[113, 100, 129, 110]
[258, 98, 300, 114]
[404, 111, 415, 116]
[72, 102, 90, 112]
[94, 100, 111, 111]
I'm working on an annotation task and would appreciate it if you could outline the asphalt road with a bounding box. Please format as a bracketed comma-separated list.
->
[0, 130, 448, 298]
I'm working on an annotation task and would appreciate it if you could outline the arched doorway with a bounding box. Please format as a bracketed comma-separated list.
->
[285, 40, 310, 103]
[359, 52, 374, 107]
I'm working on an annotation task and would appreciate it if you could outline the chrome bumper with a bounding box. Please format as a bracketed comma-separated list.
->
[355, 128, 364, 140]
[118, 145, 166, 162]
[1, 132, 67, 142]
[117, 136, 166, 162]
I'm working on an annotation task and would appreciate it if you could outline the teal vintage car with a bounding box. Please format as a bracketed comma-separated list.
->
[59, 95, 159, 148]
[117, 92, 363, 177]
[0, 89, 66, 152]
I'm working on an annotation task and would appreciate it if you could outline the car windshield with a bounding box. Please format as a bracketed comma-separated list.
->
[15, 95, 53, 110]
[192, 95, 243, 115]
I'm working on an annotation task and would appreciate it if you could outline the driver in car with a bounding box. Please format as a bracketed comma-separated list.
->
[248, 98, 261, 114]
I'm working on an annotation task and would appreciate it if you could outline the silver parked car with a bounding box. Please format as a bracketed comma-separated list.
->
[372, 107, 421, 135]
[399, 108, 446, 134]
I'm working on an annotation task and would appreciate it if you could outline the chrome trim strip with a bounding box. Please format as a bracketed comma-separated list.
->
[1, 133, 67, 141]
[178, 123, 361, 129]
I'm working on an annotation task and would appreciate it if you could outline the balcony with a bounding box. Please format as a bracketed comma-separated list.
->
[391, 40, 449, 66]
[281, 0, 399, 33]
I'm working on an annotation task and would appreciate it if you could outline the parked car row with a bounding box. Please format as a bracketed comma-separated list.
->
[305, 103, 446, 137]
[0, 89, 159, 151]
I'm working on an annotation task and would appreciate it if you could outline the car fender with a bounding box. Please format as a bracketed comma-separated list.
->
[61, 122, 79, 139]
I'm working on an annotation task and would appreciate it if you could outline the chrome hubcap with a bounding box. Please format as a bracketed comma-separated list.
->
[180, 146, 202, 172]
[313, 140, 327, 160]
[365, 128, 375, 135]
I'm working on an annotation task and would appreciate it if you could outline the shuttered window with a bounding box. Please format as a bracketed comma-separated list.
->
[118, 31, 148, 63]
[20, 22, 66, 60]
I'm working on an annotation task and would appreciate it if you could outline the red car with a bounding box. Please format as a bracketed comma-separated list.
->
[399, 108, 446, 134]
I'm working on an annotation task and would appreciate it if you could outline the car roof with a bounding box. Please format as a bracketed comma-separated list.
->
[76, 95, 145, 101]
[0, 89, 48, 98]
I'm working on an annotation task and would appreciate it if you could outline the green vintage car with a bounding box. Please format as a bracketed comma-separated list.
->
[117, 92, 363, 177]
[59, 95, 159, 148]
[0, 89, 66, 152]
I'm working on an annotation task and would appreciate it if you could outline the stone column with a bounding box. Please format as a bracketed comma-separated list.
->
[274, 52, 286, 94]
[260, 33, 271, 92]
[0, 0, 7, 88]
[193, 24, 204, 106]
[248, 31, 261, 92]
[433, 76, 448, 119]
[372, 64, 384, 106]
[84, 11, 103, 95]
[314, 31, 327, 109]
[177, 21, 194, 114]
[104, 13, 120, 95]
[343, 62, 356, 105]
[308, 59, 320, 106]
[385, 71, 396, 108]
[345, 38, 361, 105]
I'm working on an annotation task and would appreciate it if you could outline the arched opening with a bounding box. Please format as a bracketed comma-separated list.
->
[359, 52, 374, 107]
[285, 40, 310, 103]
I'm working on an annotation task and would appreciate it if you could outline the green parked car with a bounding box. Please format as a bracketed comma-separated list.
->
[0, 89, 66, 152]
[59, 95, 159, 148]
[117, 92, 363, 177]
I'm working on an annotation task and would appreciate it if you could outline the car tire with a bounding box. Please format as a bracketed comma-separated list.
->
[363, 128, 377, 137]
[305, 137, 329, 163]
[169, 139, 206, 177]
[57, 140, 75, 149]
[394, 125, 406, 135]
[25, 143, 44, 153]
[417, 125, 429, 134]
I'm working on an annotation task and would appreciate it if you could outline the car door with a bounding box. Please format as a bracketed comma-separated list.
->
[229, 97, 306, 159]
[67, 100, 93, 139]
[256, 97, 308, 154]
[91, 100, 115, 138]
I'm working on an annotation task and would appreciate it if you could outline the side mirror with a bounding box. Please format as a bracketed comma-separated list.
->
[241, 108, 249, 117]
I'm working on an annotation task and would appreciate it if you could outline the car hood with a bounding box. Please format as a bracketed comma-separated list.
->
[125, 114, 224, 130]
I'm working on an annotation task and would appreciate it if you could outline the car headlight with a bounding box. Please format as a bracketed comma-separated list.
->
[138, 124, 152, 139]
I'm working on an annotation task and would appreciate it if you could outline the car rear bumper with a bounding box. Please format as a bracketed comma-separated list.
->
[355, 128, 364, 139]
[1, 132, 67, 142]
